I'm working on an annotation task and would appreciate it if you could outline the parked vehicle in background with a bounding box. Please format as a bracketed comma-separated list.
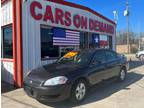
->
[136, 50, 144, 61]
[24, 49, 128, 103]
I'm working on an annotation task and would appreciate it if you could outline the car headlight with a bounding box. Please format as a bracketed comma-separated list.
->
[43, 76, 68, 86]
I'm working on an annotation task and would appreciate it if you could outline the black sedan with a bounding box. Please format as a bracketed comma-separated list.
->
[24, 49, 128, 103]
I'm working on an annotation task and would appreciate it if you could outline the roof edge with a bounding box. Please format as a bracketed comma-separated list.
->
[1, 0, 116, 25]
[48, 0, 116, 25]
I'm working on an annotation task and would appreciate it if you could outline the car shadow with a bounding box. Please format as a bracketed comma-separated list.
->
[40, 72, 144, 108]
[1, 62, 17, 94]
[1, 81, 17, 94]
[129, 60, 144, 70]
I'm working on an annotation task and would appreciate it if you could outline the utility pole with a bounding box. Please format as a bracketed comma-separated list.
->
[124, 0, 130, 53]
[139, 33, 141, 50]
[138, 22, 141, 51]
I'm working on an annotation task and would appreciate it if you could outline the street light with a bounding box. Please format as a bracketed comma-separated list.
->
[124, 0, 130, 53]
[113, 11, 118, 24]
[113, 10, 118, 50]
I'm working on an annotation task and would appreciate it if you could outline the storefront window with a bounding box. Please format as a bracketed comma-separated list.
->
[99, 35, 109, 48]
[40, 26, 59, 59]
[108, 36, 113, 49]
[89, 33, 100, 48]
[1, 26, 13, 59]
[80, 32, 88, 49]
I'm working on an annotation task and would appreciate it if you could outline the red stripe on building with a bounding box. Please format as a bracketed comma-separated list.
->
[12, 0, 23, 87]
[16, 0, 23, 87]
[1, 59, 14, 62]
[12, 0, 17, 87]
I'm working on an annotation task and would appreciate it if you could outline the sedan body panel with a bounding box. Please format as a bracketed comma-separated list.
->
[24, 83, 72, 102]
[105, 59, 121, 79]
[87, 63, 107, 85]
[23, 49, 127, 102]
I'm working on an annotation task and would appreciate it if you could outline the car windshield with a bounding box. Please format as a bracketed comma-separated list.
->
[56, 51, 93, 65]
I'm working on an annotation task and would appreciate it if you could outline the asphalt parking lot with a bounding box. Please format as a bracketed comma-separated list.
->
[1, 55, 144, 108]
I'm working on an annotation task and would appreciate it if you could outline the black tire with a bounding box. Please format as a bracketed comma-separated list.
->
[139, 54, 144, 61]
[118, 67, 127, 81]
[70, 79, 87, 103]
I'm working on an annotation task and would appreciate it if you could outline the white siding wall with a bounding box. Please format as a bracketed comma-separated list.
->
[22, 0, 116, 77]
[1, 1, 14, 84]
[1, 1, 12, 26]
[22, 1, 41, 77]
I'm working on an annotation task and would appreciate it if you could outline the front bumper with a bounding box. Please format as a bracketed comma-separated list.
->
[23, 83, 72, 102]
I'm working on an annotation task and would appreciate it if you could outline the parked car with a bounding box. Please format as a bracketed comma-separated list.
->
[24, 49, 128, 103]
[136, 50, 144, 60]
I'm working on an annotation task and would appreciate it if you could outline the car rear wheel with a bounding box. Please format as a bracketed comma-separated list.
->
[139, 54, 144, 61]
[118, 68, 127, 81]
[70, 79, 87, 103]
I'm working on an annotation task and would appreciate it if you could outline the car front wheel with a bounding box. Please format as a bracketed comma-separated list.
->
[70, 79, 87, 103]
[118, 68, 127, 81]
[139, 54, 144, 61]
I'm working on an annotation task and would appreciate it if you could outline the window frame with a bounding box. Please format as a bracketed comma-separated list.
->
[89, 33, 100, 48]
[40, 25, 60, 60]
[108, 36, 113, 49]
[91, 50, 106, 64]
[105, 50, 118, 62]
[80, 32, 89, 49]
[1, 24, 13, 59]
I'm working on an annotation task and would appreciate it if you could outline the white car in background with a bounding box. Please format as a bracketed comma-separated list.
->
[136, 50, 144, 60]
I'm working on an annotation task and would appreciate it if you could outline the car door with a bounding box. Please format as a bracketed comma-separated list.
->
[105, 50, 120, 79]
[87, 50, 107, 85]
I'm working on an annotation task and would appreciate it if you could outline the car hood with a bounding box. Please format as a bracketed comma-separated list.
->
[26, 63, 84, 81]
[138, 51, 144, 54]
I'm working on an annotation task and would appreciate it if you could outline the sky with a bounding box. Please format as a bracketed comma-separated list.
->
[65, 0, 144, 33]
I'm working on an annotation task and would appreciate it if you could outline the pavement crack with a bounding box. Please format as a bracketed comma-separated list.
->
[2, 95, 40, 108]
[135, 83, 144, 89]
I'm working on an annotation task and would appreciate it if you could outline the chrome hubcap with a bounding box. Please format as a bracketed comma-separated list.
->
[120, 70, 125, 80]
[75, 83, 86, 100]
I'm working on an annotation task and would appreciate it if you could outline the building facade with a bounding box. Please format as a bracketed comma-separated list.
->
[1, 0, 116, 87]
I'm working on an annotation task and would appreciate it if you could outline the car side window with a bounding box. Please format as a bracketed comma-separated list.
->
[105, 51, 117, 61]
[91, 51, 106, 64]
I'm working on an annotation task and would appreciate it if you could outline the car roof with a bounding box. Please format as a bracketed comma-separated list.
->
[79, 48, 113, 53]
[70, 48, 114, 55]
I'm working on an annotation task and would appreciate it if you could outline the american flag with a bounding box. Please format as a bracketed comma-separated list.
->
[53, 28, 80, 46]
